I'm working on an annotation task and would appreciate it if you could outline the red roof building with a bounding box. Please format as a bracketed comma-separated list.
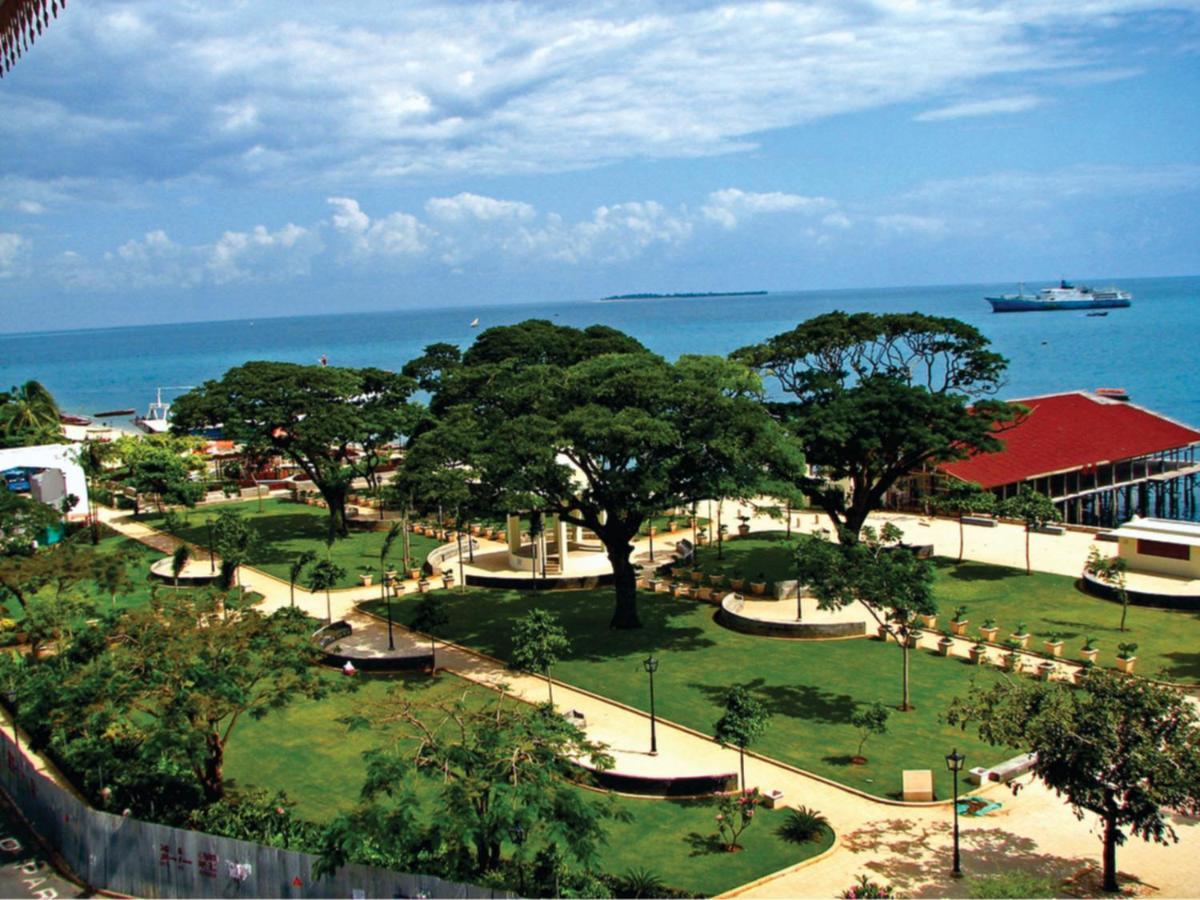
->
[937, 391, 1200, 528]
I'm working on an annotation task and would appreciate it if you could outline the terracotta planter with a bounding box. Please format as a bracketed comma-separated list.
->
[359, 574, 373, 587]
[696, 586, 713, 602]
[646, 526, 657, 537]
[1001, 651, 1019, 671]
[969, 647, 986, 665]
[737, 524, 751, 536]
[920, 614, 937, 630]
[877, 624, 892, 642]
[708, 573, 724, 586]
[1080, 648, 1099, 665]
[470, 525, 481, 536]
[1044, 641, 1064, 658]
[950, 620, 968, 636]
[729, 578, 745, 591]
[979, 627, 998, 643]
[1012, 633, 1030, 650]
[1038, 661, 1057, 682]
[667, 521, 678, 533]
[750, 582, 766, 595]
[409, 568, 422, 581]
[1116, 656, 1137, 675]
[937, 638, 955, 657]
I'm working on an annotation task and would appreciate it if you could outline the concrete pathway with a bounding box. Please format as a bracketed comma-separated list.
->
[97, 505, 1200, 898]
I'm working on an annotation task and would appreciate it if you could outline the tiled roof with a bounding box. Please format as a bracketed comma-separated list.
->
[938, 391, 1200, 489]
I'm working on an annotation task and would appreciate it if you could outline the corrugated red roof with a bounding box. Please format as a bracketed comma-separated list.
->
[939, 392, 1200, 489]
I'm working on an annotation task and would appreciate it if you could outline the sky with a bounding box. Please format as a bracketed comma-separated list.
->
[1, 0, 1198, 330]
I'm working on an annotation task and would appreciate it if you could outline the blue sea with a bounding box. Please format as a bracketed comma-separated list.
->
[1, 275, 1196, 427]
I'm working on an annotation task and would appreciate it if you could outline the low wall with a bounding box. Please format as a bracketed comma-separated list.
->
[574, 765, 736, 799]
[1081, 572, 1200, 611]
[716, 594, 867, 639]
[0, 728, 510, 899]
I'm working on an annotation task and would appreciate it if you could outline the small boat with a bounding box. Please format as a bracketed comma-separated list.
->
[1086, 311, 1109, 317]
[470, 317, 479, 327]
[1095, 387, 1130, 402]
[986, 280, 1132, 313]
[135, 388, 172, 434]
[93, 408, 135, 418]
[59, 413, 92, 426]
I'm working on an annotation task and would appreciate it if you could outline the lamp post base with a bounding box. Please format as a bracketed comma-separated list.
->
[951, 870, 963, 879]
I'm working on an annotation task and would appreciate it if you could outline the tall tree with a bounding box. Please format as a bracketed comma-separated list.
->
[713, 685, 770, 789]
[998, 487, 1061, 575]
[115, 436, 205, 514]
[796, 523, 935, 711]
[511, 608, 571, 704]
[288, 549, 316, 609]
[171, 362, 421, 537]
[212, 508, 256, 592]
[948, 670, 1200, 893]
[0, 380, 61, 447]
[931, 480, 995, 562]
[417, 321, 801, 628]
[325, 689, 614, 881]
[1085, 547, 1132, 632]
[736, 312, 1020, 542]
[307, 558, 345, 625]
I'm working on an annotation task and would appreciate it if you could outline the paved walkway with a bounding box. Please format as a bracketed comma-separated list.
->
[97, 505, 1200, 897]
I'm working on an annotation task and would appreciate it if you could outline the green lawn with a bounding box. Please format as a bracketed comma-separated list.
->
[224, 672, 831, 896]
[681, 531, 1200, 682]
[137, 499, 444, 588]
[363, 583, 1015, 800]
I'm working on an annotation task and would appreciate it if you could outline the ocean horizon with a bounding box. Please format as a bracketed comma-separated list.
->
[3, 274, 1196, 429]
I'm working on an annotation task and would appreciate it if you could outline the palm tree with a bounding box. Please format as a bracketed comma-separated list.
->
[306, 559, 345, 625]
[75, 440, 115, 544]
[171, 544, 191, 592]
[0, 380, 61, 446]
[288, 550, 316, 609]
[379, 521, 404, 650]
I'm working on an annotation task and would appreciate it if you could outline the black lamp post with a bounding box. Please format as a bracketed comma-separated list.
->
[648, 518, 655, 562]
[643, 656, 659, 755]
[945, 748, 965, 878]
[204, 517, 215, 573]
[385, 576, 396, 651]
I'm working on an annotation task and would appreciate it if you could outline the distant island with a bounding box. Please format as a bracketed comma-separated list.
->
[601, 290, 768, 301]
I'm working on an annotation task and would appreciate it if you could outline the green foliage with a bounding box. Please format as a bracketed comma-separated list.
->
[1086, 546, 1132, 631]
[849, 701, 889, 760]
[1117, 641, 1138, 659]
[966, 871, 1059, 898]
[410, 591, 449, 639]
[171, 361, 421, 537]
[114, 436, 205, 513]
[321, 688, 615, 882]
[714, 685, 769, 751]
[947, 669, 1200, 892]
[997, 487, 1061, 574]
[187, 788, 323, 853]
[775, 806, 829, 844]
[953, 604, 968, 622]
[511, 608, 570, 702]
[212, 508, 256, 591]
[736, 312, 1018, 540]
[0, 380, 61, 447]
[613, 866, 668, 898]
[839, 874, 895, 898]
[713, 787, 762, 851]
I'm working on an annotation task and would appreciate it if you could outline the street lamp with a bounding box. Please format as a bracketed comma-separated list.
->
[945, 748, 965, 878]
[648, 518, 655, 562]
[643, 656, 659, 756]
[204, 517, 215, 573]
[385, 575, 396, 651]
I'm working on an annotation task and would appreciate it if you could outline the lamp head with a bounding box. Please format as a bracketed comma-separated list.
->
[643, 656, 659, 674]
[945, 748, 965, 772]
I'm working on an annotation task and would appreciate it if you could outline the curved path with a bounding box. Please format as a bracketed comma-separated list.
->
[99, 505, 1200, 897]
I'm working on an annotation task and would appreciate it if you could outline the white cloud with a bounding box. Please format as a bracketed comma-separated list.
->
[425, 193, 536, 224]
[0, 233, 31, 279]
[702, 188, 835, 230]
[915, 94, 1045, 121]
[326, 197, 428, 260]
[874, 214, 948, 238]
[207, 223, 321, 284]
[8, 1, 1193, 186]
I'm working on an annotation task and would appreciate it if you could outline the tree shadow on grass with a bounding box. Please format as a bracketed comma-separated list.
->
[683, 831, 726, 857]
[1154, 652, 1200, 682]
[932, 558, 1020, 582]
[688, 677, 857, 724]
[822, 754, 857, 767]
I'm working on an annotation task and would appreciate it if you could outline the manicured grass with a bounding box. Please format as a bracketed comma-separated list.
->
[138, 499, 444, 588]
[224, 672, 831, 896]
[363, 585, 1015, 800]
[683, 531, 1200, 682]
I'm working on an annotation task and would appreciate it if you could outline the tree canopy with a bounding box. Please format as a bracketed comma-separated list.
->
[415, 320, 802, 628]
[0, 380, 61, 448]
[171, 361, 421, 536]
[948, 670, 1200, 892]
[735, 311, 1021, 540]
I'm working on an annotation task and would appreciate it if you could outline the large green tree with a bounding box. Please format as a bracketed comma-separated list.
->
[948, 670, 1200, 893]
[415, 321, 801, 628]
[998, 486, 1061, 575]
[736, 312, 1020, 541]
[171, 362, 421, 537]
[796, 523, 935, 711]
[111, 434, 206, 514]
[0, 380, 61, 447]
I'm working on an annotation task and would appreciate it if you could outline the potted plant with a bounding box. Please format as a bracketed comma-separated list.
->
[667, 518, 678, 533]
[696, 585, 713, 602]
[1043, 632, 1064, 658]
[1011, 621, 1030, 650]
[979, 617, 999, 643]
[470, 523, 482, 536]
[920, 611, 938, 630]
[708, 571, 724, 586]
[418, 576, 431, 593]
[937, 630, 955, 657]
[647, 575, 662, 592]
[690, 569, 705, 584]
[729, 572, 745, 591]
[1080, 636, 1100, 665]
[905, 627, 923, 649]
[442, 568, 455, 588]
[409, 565, 423, 581]
[646, 523, 658, 537]
[750, 573, 767, 595]
[1116, 642, 1138, 674]
[719, 523, 730, 537]
[1038, 659, 1057, 682]
[950, 605, 969, 636]
[697, 526, 709, 546]
[968, 641, 987, 665]
[358, 567, 374, 588]
[1000, 638, 1022, 671]
[675, 566, 692, 582]
[1073, 658, 1095, 685]
[737, 514, 751, 537]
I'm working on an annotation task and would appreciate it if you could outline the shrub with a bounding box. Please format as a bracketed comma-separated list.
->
[776, 806, 829, 844]
[840, 874, 894, 899]
[1117, 642, 1138, 659]
[614, 866, 667, 898]
[953, 605, 968, 622]
[1083, 635, 1099, 651]
[966, 871, 1058, 898]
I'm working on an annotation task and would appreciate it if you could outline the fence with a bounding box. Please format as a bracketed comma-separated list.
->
[0, 729, 510, 899]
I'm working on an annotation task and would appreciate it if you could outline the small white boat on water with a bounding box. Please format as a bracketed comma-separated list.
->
[470, 317, 479, 327]
[135, 388, 172, 434]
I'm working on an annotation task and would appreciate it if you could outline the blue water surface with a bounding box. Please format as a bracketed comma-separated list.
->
[1, 275, 1194, 427]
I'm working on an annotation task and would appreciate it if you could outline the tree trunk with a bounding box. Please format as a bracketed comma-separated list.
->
[1102, 809, 1119, 892]
[900, 636, 912, 711]
[322, 485, 350, 538]
[201, 731, 225, 803]
[606, 542, 642, 629]
[958, 514, 965, 562]
[1025, 527, 1032, 575]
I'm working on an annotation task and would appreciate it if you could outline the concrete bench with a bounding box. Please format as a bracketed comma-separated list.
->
[902, 769, 934, 802]
[985, 752, 1037, 783]
[563, 709, 587, 729]
[963, 515, 997, 527]
[1033, 524, 1066, 535]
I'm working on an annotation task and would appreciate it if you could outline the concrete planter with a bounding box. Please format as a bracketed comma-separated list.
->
[950, 620, 969, 636]
[1080, 648, 1099, 665]
[920, 614, 937, 629]
[750, 582, 767, 595]
[969, 646, 987, 665]
[1044, 640, 1064, 658]
[358, 574, 373, 587]
[1038, 661, 1057, 682]
[979, 626, 999, 643]
[937, 637, 955, 657]
[1012, 633, 1030, 650]
[1116, 656, 1137, 675]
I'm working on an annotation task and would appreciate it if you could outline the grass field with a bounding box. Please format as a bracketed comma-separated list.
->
[362, 583, 1016, 800]
[681, 531, 1200, 681]
[223, 672, 831, 896]
[138, 499, 444, 589]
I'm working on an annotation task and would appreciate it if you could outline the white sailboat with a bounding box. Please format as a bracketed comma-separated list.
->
[470, 317, 479, 327]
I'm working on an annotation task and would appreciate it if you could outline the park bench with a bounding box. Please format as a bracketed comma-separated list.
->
[962, 515, 997, 527]
[902, 769, 934, 802]
[968, 752, 1038, 785]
